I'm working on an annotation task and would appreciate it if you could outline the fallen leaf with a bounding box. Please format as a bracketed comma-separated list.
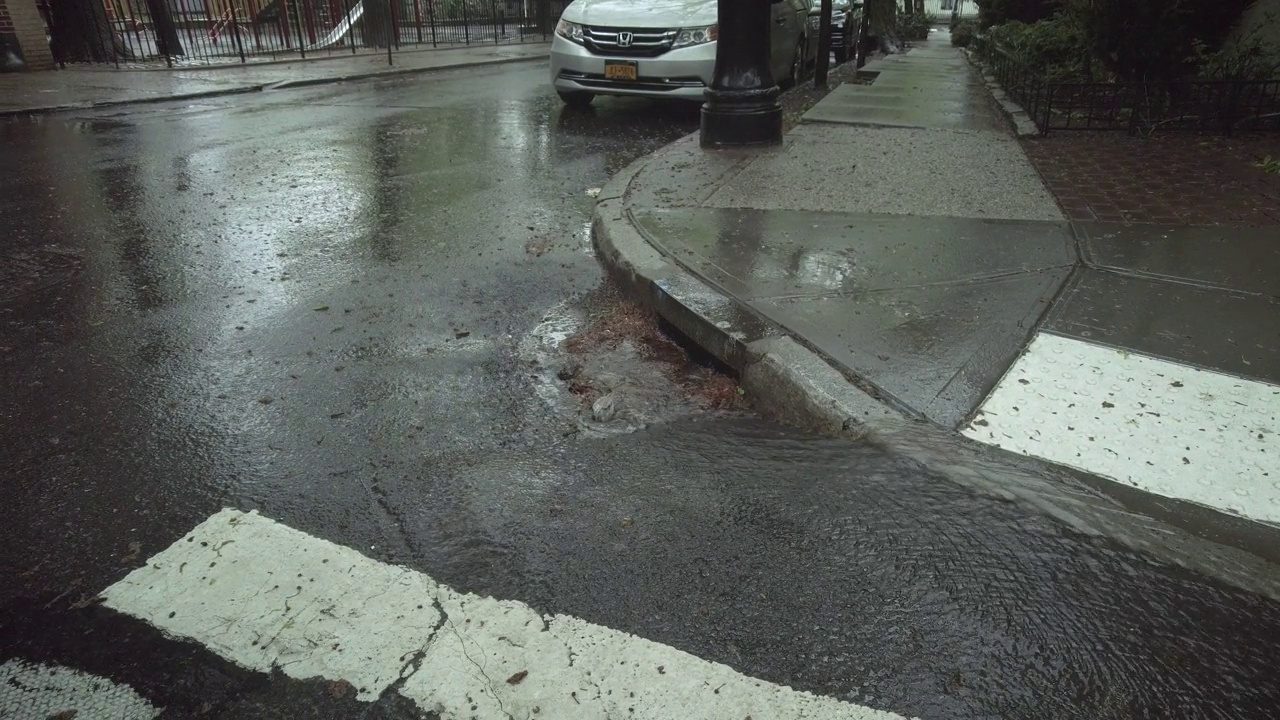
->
[258, 396, 274, 405]
[455, 331, 471, 339]
[506, 670, 529, 685]
[47, 711, 77, 720]
[526, 237, 553, 257]
[313, 306, 330, 312]
[1171, 381, 1183, 388]
[620, 517, 634, 529]
[122, 541, 142, 562]
[327, 679, 353, 699]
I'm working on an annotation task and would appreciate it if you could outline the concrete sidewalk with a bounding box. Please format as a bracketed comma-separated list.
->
[594, 31, 1279, 536]
[0, 42, 549, 116]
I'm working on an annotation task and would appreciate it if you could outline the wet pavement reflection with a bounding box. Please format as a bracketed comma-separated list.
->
[2, 64, 1280, 719]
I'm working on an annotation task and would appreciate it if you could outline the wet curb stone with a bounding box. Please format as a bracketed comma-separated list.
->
[592, 135, 934, 440]
[960, 47, 1040, 137]
[0, 53, 545, 118]
[592, 134, 1280, 601]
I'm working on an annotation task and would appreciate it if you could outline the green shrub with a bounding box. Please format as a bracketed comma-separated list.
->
[1073, 0, 1258, 83]
[895, 12, 935, 41]
[951, 19, 979, 48]
[1191, 37, 1280, 82]
[981, 0, 1275, 93]
[989, 13, 1092, 81]
[974, 0, 1063, 30]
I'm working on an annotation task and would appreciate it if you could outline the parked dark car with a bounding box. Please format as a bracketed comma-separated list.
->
[807, 0, 864, 65]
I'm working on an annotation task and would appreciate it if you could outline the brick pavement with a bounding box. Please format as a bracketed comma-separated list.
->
[1021, 132, 1280, 225]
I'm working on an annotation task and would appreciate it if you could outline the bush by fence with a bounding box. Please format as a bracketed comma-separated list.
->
[974, 34, 1280, 135]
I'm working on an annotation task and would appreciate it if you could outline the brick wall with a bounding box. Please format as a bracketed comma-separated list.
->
[1, 0, 55, 70]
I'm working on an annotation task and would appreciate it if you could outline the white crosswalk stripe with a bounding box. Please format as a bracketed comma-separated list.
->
[965, 332, 1280, 524]
[101, 508, 912, 720]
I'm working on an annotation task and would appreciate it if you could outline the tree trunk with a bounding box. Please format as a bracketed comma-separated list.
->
[865, 0, 899, 52]
[867, 0, 896, 36]
[535, 0, 552, 35]
[363, 0, 392, 47]
[47, 0, 117, 63]
[143, 0, 185, 57]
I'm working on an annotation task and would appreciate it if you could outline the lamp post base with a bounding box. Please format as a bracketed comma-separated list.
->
[700, 88, 783, 148]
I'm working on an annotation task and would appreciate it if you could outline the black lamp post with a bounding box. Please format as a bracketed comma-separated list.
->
[700, 0, 783, 148]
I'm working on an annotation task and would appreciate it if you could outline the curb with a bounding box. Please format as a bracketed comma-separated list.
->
[961, 47, 1040, 138]
[591, 139, 906, 440]
[262, 52, 546, 90]
[591, 137, 1280, 602]
[1, 85, 266, 117]
[1, 53, 545, 118]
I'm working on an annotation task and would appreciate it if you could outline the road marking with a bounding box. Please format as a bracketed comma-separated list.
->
[965, 332, 1279, 524]
[102, 508, 910, 719]
[0, 658, 159, 720]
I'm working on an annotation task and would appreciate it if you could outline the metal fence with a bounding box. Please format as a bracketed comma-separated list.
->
[40, 0, 566, 67]
[974, 34, 1280, 135]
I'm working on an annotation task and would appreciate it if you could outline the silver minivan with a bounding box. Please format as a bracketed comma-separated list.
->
[550, 0, 813, 107]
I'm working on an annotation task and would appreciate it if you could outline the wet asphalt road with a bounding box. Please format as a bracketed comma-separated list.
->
[3, 63, 1280, 719]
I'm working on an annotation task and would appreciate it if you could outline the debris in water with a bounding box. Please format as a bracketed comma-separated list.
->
[592, 393, 618, 422]
[526, 236, 553, 257]
[557, 361, 582, 382]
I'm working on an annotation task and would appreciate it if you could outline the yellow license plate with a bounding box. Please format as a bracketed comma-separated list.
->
[604, 62, 638, 81]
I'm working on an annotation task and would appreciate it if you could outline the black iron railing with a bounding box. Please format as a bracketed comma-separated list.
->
[972, 34, 1050, 128]
[973, 35, 1280, 135]
[45, 0, 566, 67]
